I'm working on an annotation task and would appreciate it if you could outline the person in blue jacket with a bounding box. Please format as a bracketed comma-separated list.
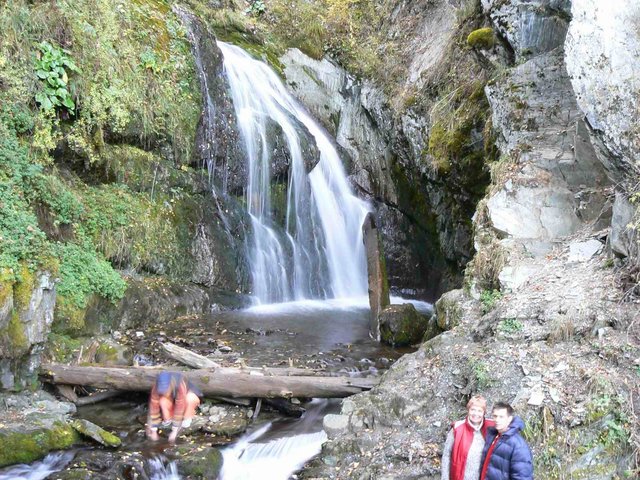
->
[479, 402, 533, 480]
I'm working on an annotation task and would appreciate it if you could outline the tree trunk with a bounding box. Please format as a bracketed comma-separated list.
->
[40, 364, 377, 398]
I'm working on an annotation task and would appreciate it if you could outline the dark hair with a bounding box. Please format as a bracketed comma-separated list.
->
[492, 402, 514, 416]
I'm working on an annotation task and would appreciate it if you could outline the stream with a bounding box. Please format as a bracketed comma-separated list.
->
[0, 298, 431, 480]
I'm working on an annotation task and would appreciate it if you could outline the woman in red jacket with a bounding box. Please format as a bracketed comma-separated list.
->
[441, 395, 496, 480]
[146, 371, 201, 442]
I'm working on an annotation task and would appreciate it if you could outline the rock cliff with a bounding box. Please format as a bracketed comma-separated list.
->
[303, 0, 639, 478]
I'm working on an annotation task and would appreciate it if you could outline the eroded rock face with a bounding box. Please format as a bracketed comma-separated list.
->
[178, 8, 245, 193]
[565, 0, 640, 176]
[84, 278, 252, 334]
[481, 0, 571, 59]
[0, 272, 56, 391]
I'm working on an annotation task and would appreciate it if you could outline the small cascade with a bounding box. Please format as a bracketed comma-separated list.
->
[217, 43, 370, 304]
[148, 456, 180, 480]
[0, 451, 75, 480]
[220, 399, 331, 480]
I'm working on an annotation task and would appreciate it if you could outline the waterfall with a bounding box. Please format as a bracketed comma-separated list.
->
[217, 43, 370, 304]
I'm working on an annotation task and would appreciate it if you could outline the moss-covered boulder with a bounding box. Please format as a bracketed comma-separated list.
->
[172, 445, 224, 479]
[93, 338, 133, 366]
[70, 419, 121, 447]
[379, 304, 432, 347]
[467, 27, 495, 49]
[0, 420, 79, 467]
[435, 288, 465, 331]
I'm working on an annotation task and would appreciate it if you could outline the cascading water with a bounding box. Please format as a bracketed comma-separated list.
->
[217, 43, 370, 304]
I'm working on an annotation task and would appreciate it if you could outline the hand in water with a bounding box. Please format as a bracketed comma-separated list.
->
[168, 427, 180, 443]
[146, 427, 159, 441]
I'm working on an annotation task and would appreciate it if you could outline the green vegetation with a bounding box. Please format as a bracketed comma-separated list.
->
[467, 27, 494, 49]
[34, 41, 79, 112]
[480, 288, 502, 314]
[46, 333, 83, 363]
[468, 358, 492, 389]
[0, 0, 209, 336]
[0, 422, 79, 467]
[498, 317, 523, 334]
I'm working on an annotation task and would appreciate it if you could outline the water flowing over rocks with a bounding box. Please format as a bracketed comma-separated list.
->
[281, 23, 479, 299]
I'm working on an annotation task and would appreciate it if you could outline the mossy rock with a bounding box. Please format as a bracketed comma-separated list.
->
[435, 289, 465, 330]
[94, 338, 133, 366]
[379, 304, 431, 347]
[0, 421, 79, 467]
[173, 445, 223, 479]
[70, 419, 121, 447]
[467, 28, 495, 50]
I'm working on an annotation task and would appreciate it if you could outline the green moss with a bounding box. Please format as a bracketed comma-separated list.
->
[46, 333, 83, 363]
[175, 446, 223, 478]
[95, 343, 118, 362]
[53, 296, 88, 334]
[0, 422, 80, 468]
[13, 264, 35, 310]
[7, 310, 28, 354]
[467, 28, 495, 49]
[0, 278, 13, 307]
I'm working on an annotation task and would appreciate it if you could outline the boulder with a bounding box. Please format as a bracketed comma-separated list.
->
[379, 304, 432, 347]
[435, 289, 465, 331]
[70, 419, 121, 447]
[0, 391, 79, 467]
[609, 193, 636, 259]
[174, 445, 223, 479]
[93, 338, 132, 366]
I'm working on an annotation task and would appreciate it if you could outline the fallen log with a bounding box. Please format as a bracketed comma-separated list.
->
[161, 342, 221, 369]
[75, 390, 124, 407]
[40, 364, 378, 399]
[161, 341, 325, 376]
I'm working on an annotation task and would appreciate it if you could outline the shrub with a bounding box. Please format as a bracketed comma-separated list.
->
[480, 288, 502, 314]
[34, 41, 79, 112]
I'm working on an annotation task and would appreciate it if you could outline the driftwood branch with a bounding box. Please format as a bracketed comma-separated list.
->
[161, 342, 221, 368]
[40, 364, 377, 399]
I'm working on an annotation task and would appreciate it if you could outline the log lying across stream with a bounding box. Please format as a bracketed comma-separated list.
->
[40, 364, 378, 398]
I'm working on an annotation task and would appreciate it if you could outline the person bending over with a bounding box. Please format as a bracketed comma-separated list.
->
[146, 371, 201, 442]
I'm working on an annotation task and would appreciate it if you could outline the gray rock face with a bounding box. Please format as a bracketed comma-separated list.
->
[84, 278, 252, 334]
[484, 48, 611, 258]
[177, 9, 245, 193]
[0, 272, 56, 391]
[565, 0, 640, 176]
[482, 0, 571, 59]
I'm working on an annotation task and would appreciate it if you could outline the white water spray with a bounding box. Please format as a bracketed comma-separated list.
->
[218, 43, 370, 304]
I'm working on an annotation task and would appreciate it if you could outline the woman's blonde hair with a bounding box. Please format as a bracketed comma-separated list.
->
[466, 395, 487, 412]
